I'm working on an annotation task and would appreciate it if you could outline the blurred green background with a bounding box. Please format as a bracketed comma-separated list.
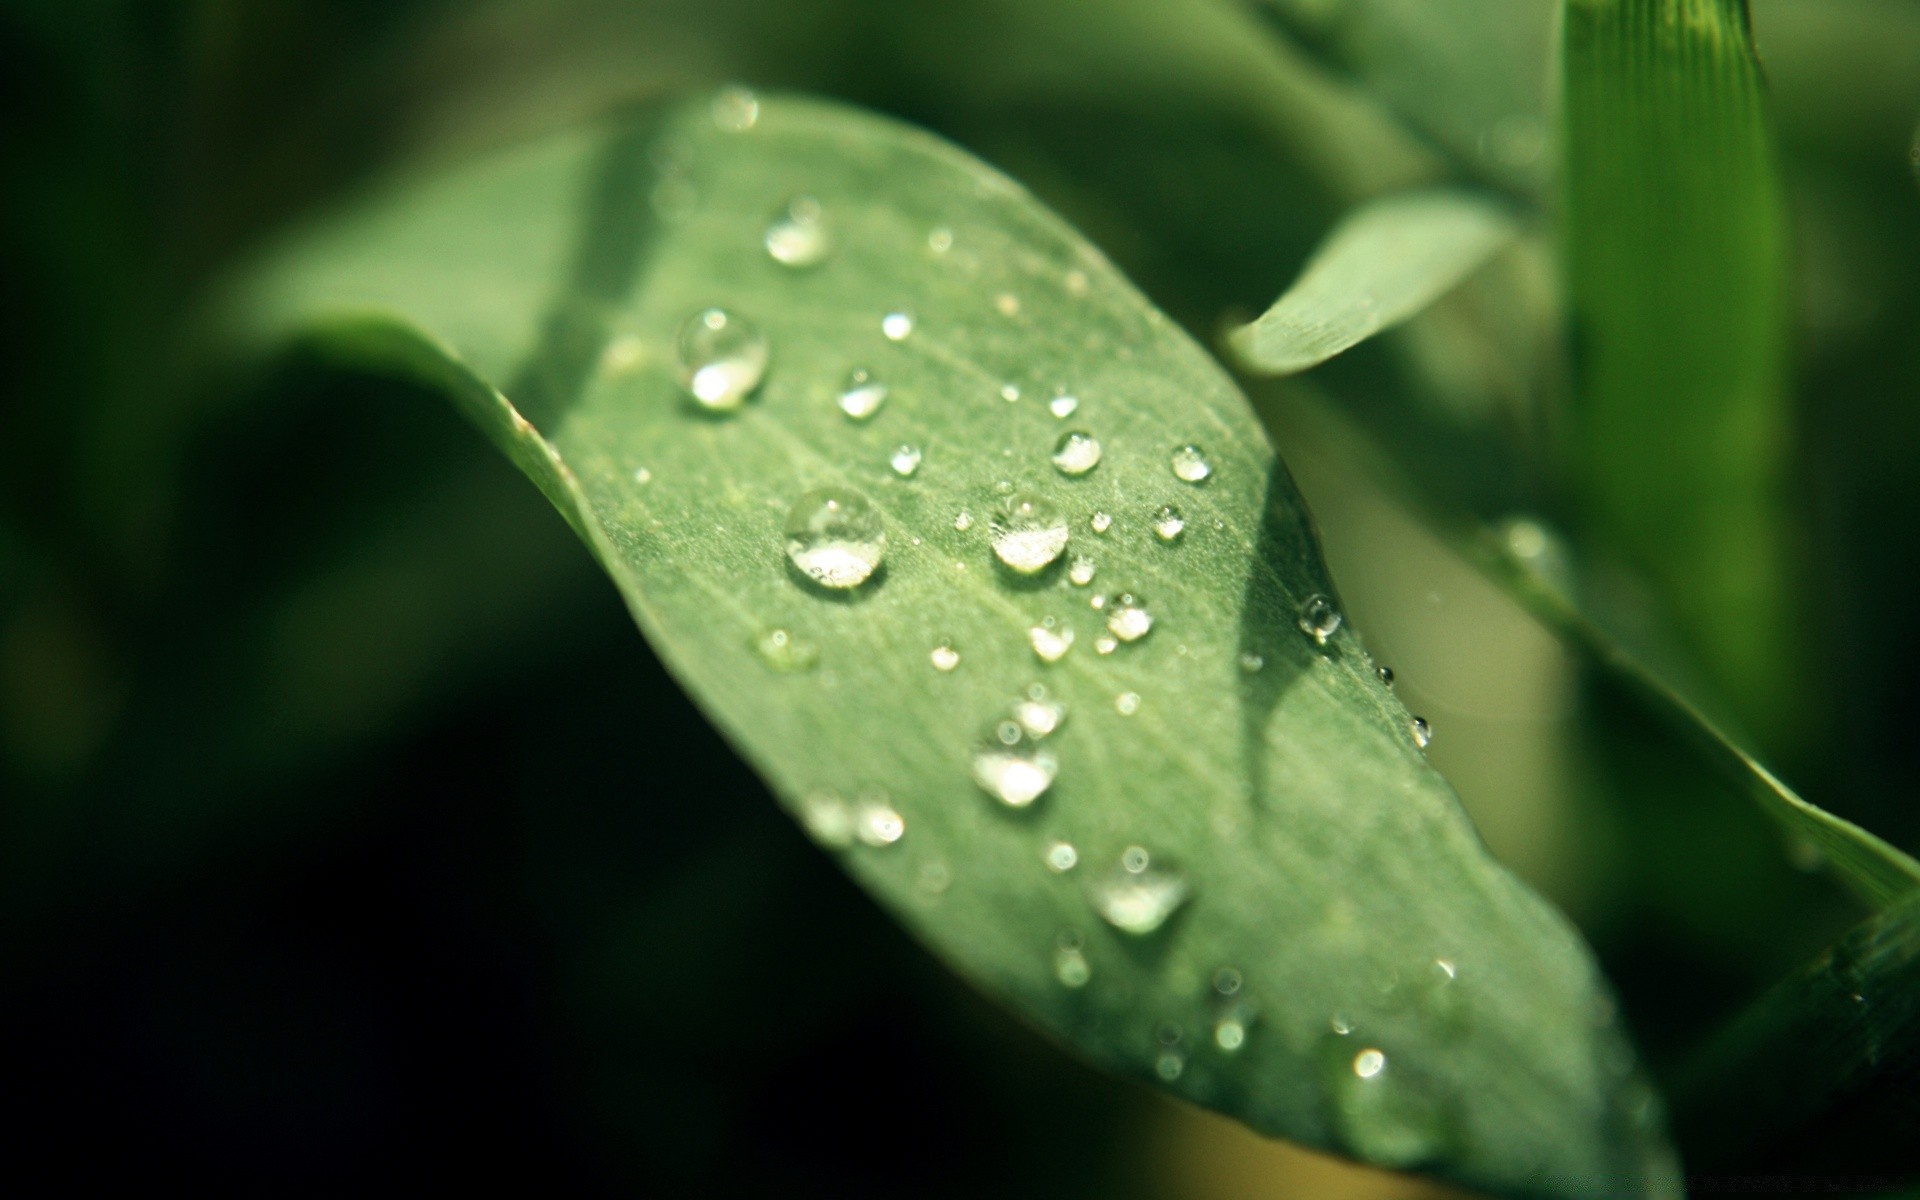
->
[3, 1, 1917, 1191]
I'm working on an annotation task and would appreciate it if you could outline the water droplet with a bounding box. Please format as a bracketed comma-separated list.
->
[1029, 621, 1075, 663]
[990, 494, 1071, 573]
[928, 227, 953, 254]
[971, 730, 1059, 807]
[764, 195, 830, 268]
[994, 292, 1021, 317]
[1238, 653, 1264, 674]
[838, 368, 888, 420]
[799, 789, 853, 847]
[883, 443, 923, 478]
[1013, 685, 1067, 737]
[1354, 1048, 1387, 1079]
[1155, 1051, 1186, 1081]
[1106, 594, 1154, 643]
[1296, 594, 1342, 644]
[711, 85, 760, 131]
[1215, 1013, 1250, 1052]
[1323, 1036, 1455, 1168]
[753, 627, 820, 672]
[999, 383, 1021, 403]
[1171, 444, 1213, 483]
[1411, 716, 1432, 749]
[1213, 968, 1243, 996]
[1091, 847, 1189, 934]
[678, 308, 768, 411]
[632, 466, 653, 484]
[930, 640, 960, 672]
[1090, 512, 1113, 535]
[1152, 504, 1186, 542]
[1115, 691, 1140, 715]
[1051, 431, 1102, 477]
[1053, 933, 1091, 988]
[1067, 555, 1096, 587]
[784, 488, 886, 589]
[881, 310, 915, 341]
[1046, 840, 1079, 872]
[855, 795, 906, 846]
[1096, 636, 1119, 656]
[954, 510, 973, 532]
[1377, 665, 1395, 687]
[1048, 392, 1080, 419]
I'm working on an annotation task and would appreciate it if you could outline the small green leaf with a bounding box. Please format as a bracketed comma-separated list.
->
[1562, 0, 1797, 740]
[230, 93, 1676, 1197]
[1228, 190, 1517, 376]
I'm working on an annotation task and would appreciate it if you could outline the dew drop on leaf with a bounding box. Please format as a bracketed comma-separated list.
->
[928, 226, 953, 254]
[1412, 716, 1433, 749]
[1115, 691, 1140, 715]
[1053, 931, 1091, 988]
[764, 195, 830, 268]
[1089, 511, 1113, 534]
[954, 509, 972, 532]
[711, 85, 760, 132]
[1171, 443, 1213, 483]
[783, 488, 886, 589]
[1067, 555, 1096, 587]
[854, 793, 906, 846]
[1322, 1036, 1455, 1168]
[799, 789, 853, 848]
[1238, 652, 1264, 674]
[1152, 504, 1186, 542]
[1029, 621, 1075, 663]
[1045, 840, 1079, 872]
[929, 640, 960, 672]
[838, 367, 888, 420]
[1013, 684, 1067, 737]
[1106, 593, 1154, 643]
[1051, 431, 1102, 477]
[753, 627, 819, 672]
[1090, 846, 1189, 934]
[971, 724, 1059, 807]
[1297, 593, 1342, 644]
[1048, 392, 1080, 419]
[889, 443, 922, 477]
[1377, 665, 1395, 687]
[882, 309, 915, 340]
[677, 307, 768, 411]
[990, 493, 1070, 573]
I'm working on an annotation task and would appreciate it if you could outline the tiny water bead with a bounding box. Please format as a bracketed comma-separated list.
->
[954, 509, 973, 532]
[882, 310, 915, 341]
[1106, 594, 1154, 643]
[1048, 393, 1080, 419]
[838, 368, 888, 420]
[889, 443, 923, 477]
[930, 641, 961, 672]
[1053, 931, 1092, 988]
[754, 627, 820, 673]
[1051, 431, 1102, 477]
[1297, 594, 1342, 644]
[1091, 846, 1189, 934]
[1115, 691, 1141, 715]
[1238, 652, 1264, 674]
[711, 85, 760, 131]
[1013, 685, 1068, 737]
[1152, 504, 1186, 542]
[928, 226, 954, 254]
[1213, 967, 1243, 996]
[1089, 511, 1113, 534]
[783, 488, 886, 589]
[1045, 840, 1079, 872]
[1155, 1050, 1186, 1081]
[1215, 1011, 1250, 1052]
[855, 795, 906, 847]
[990, 493, 1071, 573]
[1411, 716, 1432, 749]
[799, 789, 854, 847]
[1171, 444, 1213, 483]
[1000, 383, 1021, 403]
[1029, 621, 1075, 663]
[1377, 665, 1395, 687]
[1067, 555, 1096, 587]
[677, 308, 768, 411]
[764, 195, 830, 268]
[971, 726, 1059, 808]
[1095, 636, 1119, 656]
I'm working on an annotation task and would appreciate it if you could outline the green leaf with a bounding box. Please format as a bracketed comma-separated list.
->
[1228, 190, 1518, 376]
[227, 92, 1677, 1197]
[1562, 0, 1798, 741]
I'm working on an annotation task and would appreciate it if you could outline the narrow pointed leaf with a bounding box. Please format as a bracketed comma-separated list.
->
[1228, 190, 1517, 376]
[227, 93, 1676, 1197]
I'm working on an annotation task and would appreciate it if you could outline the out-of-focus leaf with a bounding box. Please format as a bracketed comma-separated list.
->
[1228, 190, 1517, 376]
[228, 93, 1678, 1196]
[1562, 0, 1797, 741]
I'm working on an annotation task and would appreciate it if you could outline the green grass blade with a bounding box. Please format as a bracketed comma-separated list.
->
[1229, 190, 1518, 376]
[1561, 0, 1798, 741]
[226, 93, 1678, 1197]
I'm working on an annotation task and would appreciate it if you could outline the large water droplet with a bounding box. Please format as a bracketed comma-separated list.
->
[784, 488, 886, 589]
[1411, 716, 1432, 749]
[882, 310, 915, 341]
[971, 727, 1059, 807]
[1045, 840, 1079, 872]
[838, 368, 888, 420]
[1322, 1035, 1455, 1168]
[1051, 431, 1102, 477]
[753, 627, 819, 672]
[1029, 621, 1075, 663]
[1106, 594, 1154, 643]
[930, 640, 961, 672]
[1049, 392, 1080, 419]
[1297, 594, 1342, 644]
[678, 308, 768, 411]
[889, 443, 922, 477]
[1152, 504, 1186, 542]
[711, 85, 760, 131]
[1171, 444, 1213, 483]
[990, 494, 1071, 573]
[1067, 555, 1096, 587]
[1090, 847, 1189, 934]
[764, 195, 830, 268]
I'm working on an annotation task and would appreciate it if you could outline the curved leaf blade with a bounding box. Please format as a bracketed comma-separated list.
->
[230, 94, 1675, 1197]
[1229, 190, 1517, 376]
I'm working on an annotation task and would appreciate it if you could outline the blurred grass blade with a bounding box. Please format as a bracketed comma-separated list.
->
[1484, 523, 1920, 910]
[1229, 190, 1516, 376]
[1251, 0, 1559, 194]
[1670, 892, 1920, 1174]
[1562, 0, 1797, 741]
[228, 93, 1678, 1197]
